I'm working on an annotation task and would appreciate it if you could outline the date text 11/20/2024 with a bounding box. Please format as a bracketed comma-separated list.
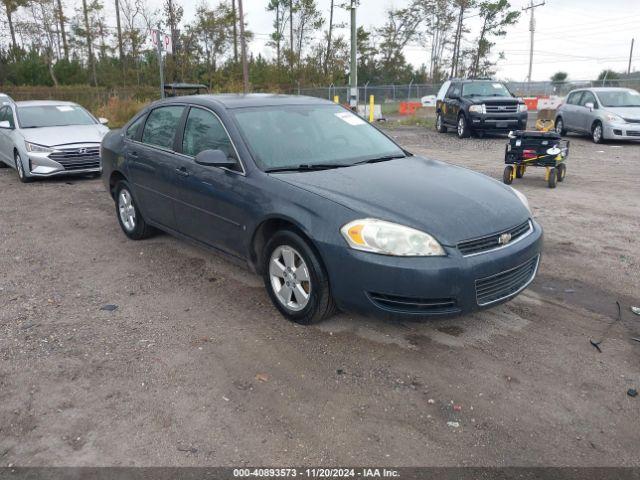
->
[233, 468, 400, 477]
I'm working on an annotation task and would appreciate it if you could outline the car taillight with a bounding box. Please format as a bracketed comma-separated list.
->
[523, 149, 537, 160]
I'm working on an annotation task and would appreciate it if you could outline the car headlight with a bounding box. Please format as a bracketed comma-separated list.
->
[518, 103, 528, 113]
[340, 219, 445, 256]
[605, 113, 624, 123]
[511, 187, 532, 215]
[24, 141, 54, 153]
[469, 104, 485, 114]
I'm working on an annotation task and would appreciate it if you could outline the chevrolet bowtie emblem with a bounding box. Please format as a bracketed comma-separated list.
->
[499, 233, 512, 245]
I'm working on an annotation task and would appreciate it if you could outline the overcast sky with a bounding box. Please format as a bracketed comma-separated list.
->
[11, 0, 637, 82]
[226, 0, 640, 82]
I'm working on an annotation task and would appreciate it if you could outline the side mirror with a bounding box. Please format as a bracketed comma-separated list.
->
[584, 102, 594, 111]
[0, 120, 11, 129]
[194, 149, 237, 168]
[99, 117, 109, 125]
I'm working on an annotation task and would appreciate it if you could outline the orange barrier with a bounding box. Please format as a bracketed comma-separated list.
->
[399, 101, 422, 116]
[523, 97, 538, 111]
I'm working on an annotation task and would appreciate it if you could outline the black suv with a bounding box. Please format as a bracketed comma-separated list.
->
[435, 79, 528, 138]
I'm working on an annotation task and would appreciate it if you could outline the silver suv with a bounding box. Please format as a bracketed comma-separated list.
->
[554, 87, 640, 143]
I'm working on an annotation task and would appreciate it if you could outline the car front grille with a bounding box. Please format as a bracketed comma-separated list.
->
[623, 118, 640, 124]
[367, 292, 458, 315]
[49, 146, 101, 171]
[626, 130, 640, 137]
[475, 255, 539, 306]
[457, 220, 532, 256]
[485, 104, 518, 113]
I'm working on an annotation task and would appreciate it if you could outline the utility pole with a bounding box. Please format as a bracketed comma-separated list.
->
[155, 27, 165, 99]
[237, 0, 249, 94]
[523, 0, 545, 83]
[349, 0, 357, 110]
[628, 38, 635, 75]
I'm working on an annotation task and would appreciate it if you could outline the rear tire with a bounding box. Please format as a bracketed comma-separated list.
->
[0, 160, 8, 168]
[436, 113, 447, 133]
[516, 165, 525, 178]
[556, 163, 566, 182]
[263, 230, 336, 325]
[114, 180, 155, 240]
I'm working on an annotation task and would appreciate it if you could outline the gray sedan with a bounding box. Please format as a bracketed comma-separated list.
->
[554, 87, 640, 143]
[0, 99, 109, 183]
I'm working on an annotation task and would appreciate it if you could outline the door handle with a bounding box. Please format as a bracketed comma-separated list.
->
[175, 167, 190, 177]
[128, 150, 138, 159]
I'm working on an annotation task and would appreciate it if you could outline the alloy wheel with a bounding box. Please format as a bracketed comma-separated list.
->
[556, 120, 563, 134]
[458, 117, 465, 136]
[593, 124, 602, 143]
[118, 189, 136, 232]
[436, 115, 442, 130]
[269, 245, 311, 312]
[16, 153, 25, 179]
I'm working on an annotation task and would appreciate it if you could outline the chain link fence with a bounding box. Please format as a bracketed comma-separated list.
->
[293, 78, 640, 104]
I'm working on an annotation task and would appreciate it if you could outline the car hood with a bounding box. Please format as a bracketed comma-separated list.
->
[604, 106, 640, 120]
[466, 96, 519, 104]
[273, 156, 530, 246]
[20, 124, 109, 147]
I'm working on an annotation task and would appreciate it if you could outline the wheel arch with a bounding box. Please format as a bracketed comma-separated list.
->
[250, 216, 324, 275]
[109, 170, 127, 199]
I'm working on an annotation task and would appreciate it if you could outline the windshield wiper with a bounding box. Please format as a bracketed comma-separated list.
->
[265, 163, 349, 173]
[353, 154, 406, 165]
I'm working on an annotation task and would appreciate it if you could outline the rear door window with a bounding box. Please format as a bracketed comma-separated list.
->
[141, 106, 184, 150]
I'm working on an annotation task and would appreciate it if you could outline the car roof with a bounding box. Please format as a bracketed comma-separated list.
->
[569, 87, 634, 93]
[156, 93, 333, 109]
[15, 100, 79, 107]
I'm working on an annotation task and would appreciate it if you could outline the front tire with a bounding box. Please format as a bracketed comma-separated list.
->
[555, 118, 567, 136]
[457, 114, 471, 139]
[503, 165, 514, 185]
[592, 121, 604, 144]
[436, 113, 447, 133]
[114, 180, 155, 240]
[263, 230, 336, 325]
[15, 152, 32, 183]
[548, 167, 557, 188]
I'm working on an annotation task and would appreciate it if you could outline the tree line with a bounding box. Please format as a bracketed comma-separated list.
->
[0, 0, 521, 90]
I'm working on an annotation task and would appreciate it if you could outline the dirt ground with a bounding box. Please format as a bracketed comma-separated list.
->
[1, 127, 639, 467]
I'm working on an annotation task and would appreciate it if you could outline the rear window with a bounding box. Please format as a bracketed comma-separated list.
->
[141, 106, 184, 149]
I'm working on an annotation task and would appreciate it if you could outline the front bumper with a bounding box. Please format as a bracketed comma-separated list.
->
[321, 219, 543, 319]
[469, 112, 528, 131]
[26, 146, 102, 177]
[603, 122, 640, 140]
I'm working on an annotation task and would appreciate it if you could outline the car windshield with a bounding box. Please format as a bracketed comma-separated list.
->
[232, 104, 405, 171]
[17, 105, 96, 128]
[595, 90, 640, 107]
[462, 82, 512, 97]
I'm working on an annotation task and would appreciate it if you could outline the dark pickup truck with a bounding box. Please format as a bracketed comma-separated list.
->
[435, 79, 528, 138]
